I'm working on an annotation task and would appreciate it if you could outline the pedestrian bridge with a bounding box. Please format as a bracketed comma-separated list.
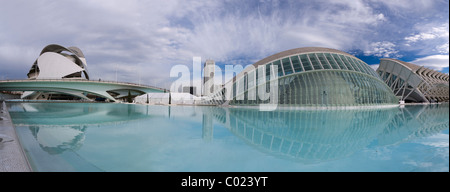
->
[0, 79, 166, 102]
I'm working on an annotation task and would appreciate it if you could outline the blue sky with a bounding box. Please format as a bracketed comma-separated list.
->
[0, 0, 448, 89]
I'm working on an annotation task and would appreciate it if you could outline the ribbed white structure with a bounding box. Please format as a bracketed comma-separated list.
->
[27, 44, 89, 80]
[377, 58, 449, 103]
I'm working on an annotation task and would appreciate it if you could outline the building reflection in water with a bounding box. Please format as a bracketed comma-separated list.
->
[378, 104, 449, 146]
[202, 113, 213, 142]
[27, 125, 86, 155]
[204, 104, 448, 163]
[9, 103, 153, 155]
[8, 102, 449, 165]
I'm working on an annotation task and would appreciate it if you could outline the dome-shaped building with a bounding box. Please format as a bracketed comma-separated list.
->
[208, 47, 398, 108]
[27, 44, 89, 80]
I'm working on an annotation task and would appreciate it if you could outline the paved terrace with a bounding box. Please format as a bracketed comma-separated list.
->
[1, 101, 32, 172]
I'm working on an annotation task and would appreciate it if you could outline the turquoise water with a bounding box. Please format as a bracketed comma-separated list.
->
[7, 102, 449, 172]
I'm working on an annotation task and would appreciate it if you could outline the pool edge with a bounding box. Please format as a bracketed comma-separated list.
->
[0, 101, 33, 172]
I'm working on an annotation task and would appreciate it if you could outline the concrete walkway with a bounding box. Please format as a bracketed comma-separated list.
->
[0, 101, 32, 172]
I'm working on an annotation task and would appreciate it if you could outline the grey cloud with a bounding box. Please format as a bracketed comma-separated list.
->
[0, 0, 448, 87]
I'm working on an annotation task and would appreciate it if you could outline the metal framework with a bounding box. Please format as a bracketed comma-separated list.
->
[376, 58, 449, 103]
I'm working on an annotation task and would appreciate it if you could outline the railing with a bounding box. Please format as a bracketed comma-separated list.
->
[0, 78, 168, 92]
[4, 99, 101, 103]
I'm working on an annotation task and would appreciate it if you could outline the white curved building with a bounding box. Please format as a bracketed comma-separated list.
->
[27, 44, 89, 80]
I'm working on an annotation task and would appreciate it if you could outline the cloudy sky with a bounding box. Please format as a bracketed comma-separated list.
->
[0, 0, 448, 89]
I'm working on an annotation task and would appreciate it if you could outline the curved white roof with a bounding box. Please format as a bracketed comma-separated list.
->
[27, 44, 89, 80]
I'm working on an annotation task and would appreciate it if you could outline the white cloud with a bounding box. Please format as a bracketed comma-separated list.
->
[404, 23, 449, 54]
[364, 41, 400, 58]
[319, 0, 388, 26]
[0, 44, 36, 65]
[405, 25, 449, 43]
[410, 55, 449, 71]
[0, 0, 448, 88]
[436, 42, 449, 54]
[369, 64, 379, 71]
[418, 133, 449, 148]
[373, 0, 435, 12]
[184, 0, 391, 63]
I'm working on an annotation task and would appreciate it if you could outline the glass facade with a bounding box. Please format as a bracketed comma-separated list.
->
[209, 49, 398, 107]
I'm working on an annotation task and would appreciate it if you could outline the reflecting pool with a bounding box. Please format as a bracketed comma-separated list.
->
[7, 102, 449, 172]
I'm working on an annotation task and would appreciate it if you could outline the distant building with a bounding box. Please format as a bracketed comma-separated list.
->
[203, 59, 217, 96]
[182, 86, 197, 96]
[0, 91, 21, 101]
